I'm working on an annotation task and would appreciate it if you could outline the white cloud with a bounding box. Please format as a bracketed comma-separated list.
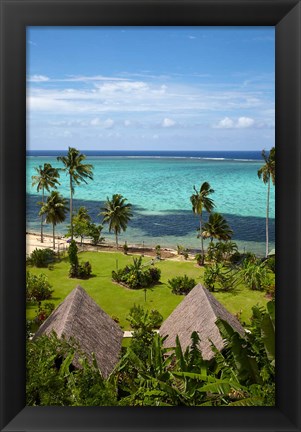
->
[236, 117, 255, 128]
[188, 36, 196, 40]
[214, 116, 255, 129]
[215, 117, 234, 129]
[28, 75, 49, 82]
[96, 81, 148, 93]
[90, 118, 101, 126]
[161, 118, 176, 128]
[124, 120, 131, 127]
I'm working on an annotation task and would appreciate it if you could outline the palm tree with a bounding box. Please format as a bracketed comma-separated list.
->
[57, 147, 93, 240]
[39, 191, 69, 250]
[100, 194, 133, 249]
[258, 147, 275, 257]
[31, 163, 60, 243]
[202, 213, 233, 242]
[190, 182, 215, 265]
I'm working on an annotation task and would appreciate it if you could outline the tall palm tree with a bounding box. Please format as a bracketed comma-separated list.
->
[39, 191, 69, 250]
[100, 194, 133, 249]
[258, 147, 275, 257]
[31, 163, 60, 243]
[57, 147, 93, 240]
[190, 182, 215, 265]
[202, 213, 233, 242]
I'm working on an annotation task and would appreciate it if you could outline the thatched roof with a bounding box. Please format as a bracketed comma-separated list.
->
[34, 285, 123, 378]
[159, 283, 245, 360]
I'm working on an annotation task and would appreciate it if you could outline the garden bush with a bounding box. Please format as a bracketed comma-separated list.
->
[127, 304, 163, 330]
[27, 248, 56, 268]
[34, 302, 55, 325]
[168, 275, 196, 295]
[68, 240, 92, 279]
[26, 272, 54, 302]
[111, 258, 161, 289]
[195, 253, 202, 266]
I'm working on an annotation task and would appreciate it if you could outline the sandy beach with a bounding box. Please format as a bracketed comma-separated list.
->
[25, 232, 197, 261]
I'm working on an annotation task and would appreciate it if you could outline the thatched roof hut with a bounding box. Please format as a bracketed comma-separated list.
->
[34, 285, 123, 378]
[159, 283, 245, 360]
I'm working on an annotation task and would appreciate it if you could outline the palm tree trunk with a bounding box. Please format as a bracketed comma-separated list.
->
[200, 214, 204, 265]
[53, 223, 55, 250]
[41, 188, 44, 243]
[115, 231, 118, 249]
[266, 178, 270, 258]
[70, 175, 73, 240]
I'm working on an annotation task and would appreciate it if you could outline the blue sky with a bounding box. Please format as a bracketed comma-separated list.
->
[27, 27, 275, 151]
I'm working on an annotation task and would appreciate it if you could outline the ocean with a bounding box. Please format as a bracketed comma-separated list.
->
[26, 151, 275, 256]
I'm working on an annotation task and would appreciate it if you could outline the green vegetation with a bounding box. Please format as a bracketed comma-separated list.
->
[39, 191, 69, 250]
[26, 272, 53, 302]
[26, 248, 57, 268]
[26, 250, 268, 328]
[31, 163, 61, 243]
[112, 256, 161, 289]
[202, 212, 233, 242]
[168, 275, 196, 295]
[100, 194, 133, 249]
[257, 147, 275, 257]
[27, 301, 275, 406]
[68, 239, 92, 279]
[190, 182, 215, 265]
[57, 147, 94, 240]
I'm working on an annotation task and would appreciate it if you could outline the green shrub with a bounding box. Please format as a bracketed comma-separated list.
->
[147, 267, 161, 284]
[204, 262, 239, 292]
[34, 302, 55, 325]
[127, 304, 163, 330]
[183, 251, 189, 260]
[123, 241, 129, 255]
[177, 245, 185, 255]
[27, 248, 56, 268]
[149, 309, 163, 328]
[155, 245, 161, 259]
[69, 261, 92, 279]
[195, 253, 202, 266]
[112, 259, 161, 289]
[265, 256, 275, 273]
[78, 262, 92, 279]
[68, 241, 92, 279]
[26, 272, 53, 302]
[68, 240, 79, 268]
[168, 275, 196, 295]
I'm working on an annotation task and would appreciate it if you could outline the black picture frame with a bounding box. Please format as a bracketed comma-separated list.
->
[0, 0, 300, 431]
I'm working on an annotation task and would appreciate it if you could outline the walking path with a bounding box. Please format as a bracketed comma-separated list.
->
[123, 330, 159, 338]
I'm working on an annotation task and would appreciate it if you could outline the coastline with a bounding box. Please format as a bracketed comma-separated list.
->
[26, 231, 189, 260]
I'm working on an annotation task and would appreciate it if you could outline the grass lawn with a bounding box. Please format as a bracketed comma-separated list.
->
[26, 251, 269, 329]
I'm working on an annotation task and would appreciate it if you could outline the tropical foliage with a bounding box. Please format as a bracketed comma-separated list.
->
[112, 256, 161, 289]
[258, 147, 275, 257]
[26, 271, 54, 303]
[168, 275, 196, 295]
[39, 191, 69, 249]
[26, 334, 117, 406]
[100, 194, 133, 249]
[239, 259, 273, 291]
[26, 248, 57, 268]
[203, 262, 238, 292]
[202, 212, 233, 242]
[57, 147, 94, 240]
[68, 240, 92, 279]
[190, 182, 215, 265]
[31, 163, 61, 243]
